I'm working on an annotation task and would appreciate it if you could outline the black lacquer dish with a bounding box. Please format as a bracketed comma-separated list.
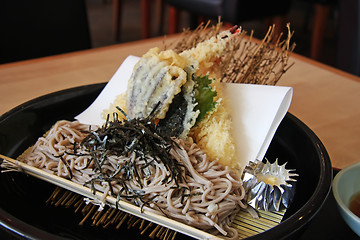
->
[0, 83, 332, 239]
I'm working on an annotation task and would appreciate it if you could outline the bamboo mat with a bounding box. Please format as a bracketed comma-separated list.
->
[233, 208, 286, 239]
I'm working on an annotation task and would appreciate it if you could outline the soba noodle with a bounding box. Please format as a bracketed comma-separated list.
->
[23, 120, 247, 238]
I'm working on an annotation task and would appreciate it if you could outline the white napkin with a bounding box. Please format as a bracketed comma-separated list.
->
[75, 56, 292, 169]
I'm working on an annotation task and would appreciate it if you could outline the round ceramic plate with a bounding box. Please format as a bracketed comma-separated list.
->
[0, 83, 332, 240]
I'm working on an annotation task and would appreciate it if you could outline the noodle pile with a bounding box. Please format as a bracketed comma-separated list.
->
[23, 120, 247, 238]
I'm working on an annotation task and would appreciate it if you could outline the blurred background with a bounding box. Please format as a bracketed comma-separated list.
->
[87, 0, 337, 65]
[1, 0, 359, 76]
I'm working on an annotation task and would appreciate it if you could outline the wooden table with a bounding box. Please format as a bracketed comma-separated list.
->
[0, 36, 359, 170]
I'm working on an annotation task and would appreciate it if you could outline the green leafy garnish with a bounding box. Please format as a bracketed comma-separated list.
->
[194, 75, 217, 123]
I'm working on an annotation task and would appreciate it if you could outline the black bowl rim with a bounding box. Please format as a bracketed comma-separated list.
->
[0, 83, 333, 240]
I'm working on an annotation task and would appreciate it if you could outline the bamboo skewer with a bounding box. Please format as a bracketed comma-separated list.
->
[0, 153, 222, 240]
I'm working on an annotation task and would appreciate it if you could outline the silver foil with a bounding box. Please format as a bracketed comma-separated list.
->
[242, 159, 298, 212]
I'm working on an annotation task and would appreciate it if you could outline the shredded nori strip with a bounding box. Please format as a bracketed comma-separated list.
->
[80, 108, 185, 205]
